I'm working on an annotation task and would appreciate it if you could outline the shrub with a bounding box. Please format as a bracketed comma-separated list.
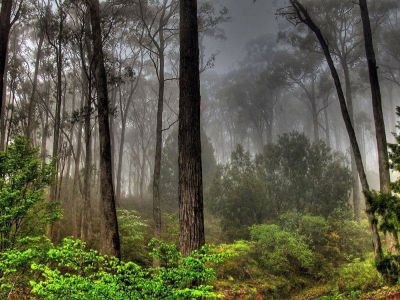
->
[118, 209, 149, 264]
[0, 237, 226, 299]
[250, 224, 314, 275]
[0, 137, 59, 251]
[337, 259, 384, 294]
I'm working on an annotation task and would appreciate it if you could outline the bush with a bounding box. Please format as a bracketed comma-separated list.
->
[250, 224, 314, 276]
[337, 259, 384, 294]
[118, 209, 150, 264]
[0, 137, 59, 251]
[1, 237, 227, 299]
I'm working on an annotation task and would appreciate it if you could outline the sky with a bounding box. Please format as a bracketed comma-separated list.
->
[204, 0, 281, 74]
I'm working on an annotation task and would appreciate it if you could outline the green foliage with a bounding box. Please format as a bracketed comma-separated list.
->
[208, 133, 352, 241]
[278, 211, 371, 269]
[250, 224, 314, 275]
[0, 136, 59, 251]
[337, 259, 383, 295]
[209, 145, 266, 240]
[0, 237, 225, 299]
[257, 133, 352, 217]
[118, 209, 149, 264]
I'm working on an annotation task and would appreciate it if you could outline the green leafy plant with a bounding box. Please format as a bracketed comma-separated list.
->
[1, 237, 227, 299]
[0, 136, 59, 251]
[250, 224, 314, 275]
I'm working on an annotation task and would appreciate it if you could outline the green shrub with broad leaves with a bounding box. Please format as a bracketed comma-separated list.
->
[0, 237, 229, 299]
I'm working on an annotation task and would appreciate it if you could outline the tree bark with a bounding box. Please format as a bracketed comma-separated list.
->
[179, 0, 205, 256]
[27, 33, 44, 138]
[359, 0, 397, 251]
[289, 0, 383, 262]
[359, 0, 391, 194]
[50, 7, 64, 204]
[0, 0, 12, 149]
[153, 33, 165, 240]
[87, 0, 120, 258]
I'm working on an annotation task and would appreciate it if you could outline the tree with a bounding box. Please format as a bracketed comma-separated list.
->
[281, 0, 383, 261]
[135, 0, 178, 240]
[0, 0, 22, 147]
[0, 136, 55, 251]
[178, 0, 205, 256]
[359, 0, 391, 195]
[209, 134, 352, 241]
[86, 0, 120, 258]
[160, 127, 217, 213]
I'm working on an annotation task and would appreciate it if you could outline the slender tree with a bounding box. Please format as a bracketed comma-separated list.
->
[284, 0, 383, 261]
[0, 0, 14, 149]
[178, 0, 205, 256]
[86, 0, 120, 258]
[359, 0, 391, 194]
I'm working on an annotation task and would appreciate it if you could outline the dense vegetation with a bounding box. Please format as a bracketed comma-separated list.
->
[1, 0, 400, 299]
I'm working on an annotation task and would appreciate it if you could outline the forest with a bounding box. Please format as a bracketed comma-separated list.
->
[1, 0, 400, 299]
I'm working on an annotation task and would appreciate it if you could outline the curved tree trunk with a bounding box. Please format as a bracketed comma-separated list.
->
[289, 0, 383, 262]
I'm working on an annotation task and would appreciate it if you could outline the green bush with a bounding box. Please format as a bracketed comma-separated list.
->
[278, 211, 371, 270]
[1, 237, 227, 299]
[337, 259, 384, 294]
[118, 209, 150, 264]
[250, 224, 314, 275]
[0, 136, 59, 251]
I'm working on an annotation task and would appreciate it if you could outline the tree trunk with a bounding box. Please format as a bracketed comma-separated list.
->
[342, 59, 361, 220]
[50, 10, 64, 204]
[116, 116, 126, 201]
[179, 0, 205, 256]
[87, 0, 120, 258]
[72, 93, 83, 237]
[290, 0, 383, 261]
[310, 98, 319, 142]
[0, 0, 12, 149]
[152, 29, 165, 240]
[359, 0, 397, 251]
[27, 33, 44, 138]
[81, 85, 92, 242]
[359, 0, 391, 194]
[323, 96, 331, 148]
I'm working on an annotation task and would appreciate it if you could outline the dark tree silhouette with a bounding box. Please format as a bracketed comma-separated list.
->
[86, 0, 121, 258]
[178, 0, 205, 256]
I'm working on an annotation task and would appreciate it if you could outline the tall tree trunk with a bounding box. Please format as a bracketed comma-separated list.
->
[179, 0, 205, 256]
[72, 93, 83, 237]
[323, 96, 331, 148]
[27, 33, 44, 138]
[152, 29, 165, 240]
[289, 0, 383, 262]
[50, 11, 64, 204]
[310, 97, 319, 142]
[81, 85, 92, 241]
[87, 0, 120, 258]
[359, 0, 391, 194]
[116, 116, 126, 201]
[342, 59, 361, 220]
[0, 0, 12, 149]
[359, 0, 397, 251]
